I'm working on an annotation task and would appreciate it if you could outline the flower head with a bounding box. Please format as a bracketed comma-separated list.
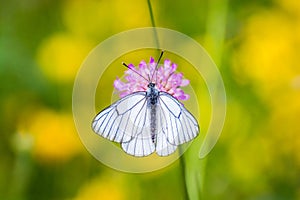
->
[114, 57, 190, 100]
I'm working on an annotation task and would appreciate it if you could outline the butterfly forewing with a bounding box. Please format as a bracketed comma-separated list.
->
[158, 92, 199, 146]
[92, 92, 148, 143]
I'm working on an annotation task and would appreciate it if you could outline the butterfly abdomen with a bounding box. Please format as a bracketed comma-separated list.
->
[150, 104, 157, 144]
[146, 83, 159, 144]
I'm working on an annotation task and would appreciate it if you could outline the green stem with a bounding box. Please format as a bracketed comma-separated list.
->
[8, 134, 33, 200]
[204, 0, 228, 66]
[147, 0, 156, 27]
[183, 0, 228, 198]
[146, 0, 160, 49]
[179, 147, 189, 200]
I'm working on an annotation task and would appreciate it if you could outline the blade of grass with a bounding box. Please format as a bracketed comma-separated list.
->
[180, 138, 206, 200]
[179, 147, 191, 200]
[147, 0, 160, 50]
[183, 0, 228, 199]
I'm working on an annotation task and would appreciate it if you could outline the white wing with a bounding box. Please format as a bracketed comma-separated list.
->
[155, 124, 177, 156]
[157, 92, 199, 147]
[92, 91, 199, 157]
[92, 92, 146, 143]
[120, 97, 155, 157]
[92, 91, 155, 156]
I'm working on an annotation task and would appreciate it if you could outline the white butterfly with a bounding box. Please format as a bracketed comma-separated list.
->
[92, 52, 199, 157]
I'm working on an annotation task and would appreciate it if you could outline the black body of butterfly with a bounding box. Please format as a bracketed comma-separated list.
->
[92, 52, 199, 157]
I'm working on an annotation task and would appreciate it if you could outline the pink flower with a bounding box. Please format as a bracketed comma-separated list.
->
[113, 57, 190, 101]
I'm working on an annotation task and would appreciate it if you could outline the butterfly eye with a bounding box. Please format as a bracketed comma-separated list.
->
[148, 83, 155, 88]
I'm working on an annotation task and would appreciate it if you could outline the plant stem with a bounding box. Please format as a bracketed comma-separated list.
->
[179, 147, 189, 200]
[146, 0, 160, 49]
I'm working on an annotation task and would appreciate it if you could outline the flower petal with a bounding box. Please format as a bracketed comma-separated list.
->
[164, 59, 171, 67]
[175, 88, 190, 100]
[114, 56, 190, 101]
[180, 79, 190, 87]
[139, 60, 147, 69]
[113, 78, 126, 91]
[178, 93, 190, 100]
[149, 57, 155, 64]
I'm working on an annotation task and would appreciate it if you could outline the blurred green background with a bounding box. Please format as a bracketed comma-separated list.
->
[1, 0, 300, 199]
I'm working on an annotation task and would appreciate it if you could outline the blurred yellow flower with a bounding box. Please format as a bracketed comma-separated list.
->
[267, 90, 300, 166]
[229, 2, 300, 186]
[74, 175, 128, 200]
[20, 109, 82, 163]
[37, 0, 151, 84]
[228, 135, 273, 186]
[36, 33, 92, 83]
[277, 0, 300, 15]
[63, 0, 149, 39]
[223, 102, 272, 185]
[232, 10, 300, 100]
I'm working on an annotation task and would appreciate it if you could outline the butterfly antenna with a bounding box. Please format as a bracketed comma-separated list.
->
[150, 50, 164, 83]
[122, 62, 148, 82]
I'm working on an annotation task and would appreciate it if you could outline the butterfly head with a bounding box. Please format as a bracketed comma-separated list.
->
[148, 83, 155, 88]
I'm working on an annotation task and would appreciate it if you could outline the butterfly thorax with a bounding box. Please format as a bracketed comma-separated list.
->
[146, 83, 159, 106]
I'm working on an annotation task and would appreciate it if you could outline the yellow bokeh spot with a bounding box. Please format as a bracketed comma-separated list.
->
[74, 176, 127, 200]
[228, 134, 273, 183]
[277, 0, 300, 15]
[232, 10, 300, 99]
[21, 109, 82, 163]
[63, 0, 148, 38]
[268, 90, 300, 166]
[230, 2, 300, 175]
[37, 33, 92, 83]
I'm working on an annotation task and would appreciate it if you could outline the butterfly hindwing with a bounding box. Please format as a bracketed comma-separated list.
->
[121, 134, 155, 157]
